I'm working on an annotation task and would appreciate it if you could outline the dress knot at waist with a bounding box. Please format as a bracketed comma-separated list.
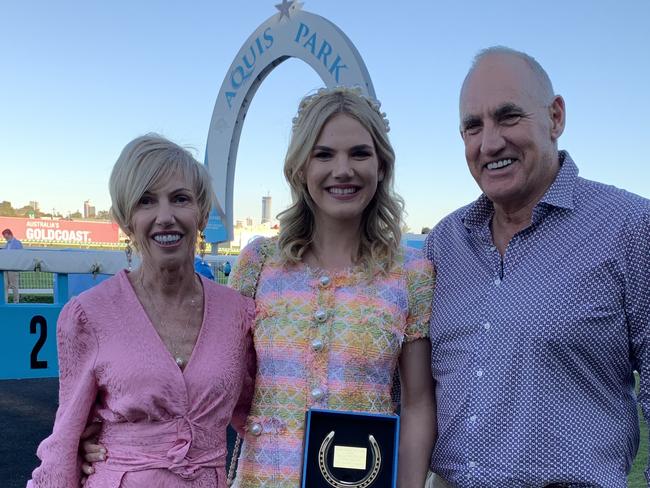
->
[99, 415, 226, 479]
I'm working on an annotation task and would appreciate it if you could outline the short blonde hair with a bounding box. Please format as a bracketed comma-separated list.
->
[109, 134, 215, 235]
[278, 87, 404, 275]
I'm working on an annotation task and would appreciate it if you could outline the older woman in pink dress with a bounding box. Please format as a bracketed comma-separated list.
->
[27, 134, 256, 487]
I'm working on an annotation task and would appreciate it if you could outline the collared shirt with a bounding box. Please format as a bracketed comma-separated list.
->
[3, 237, 22, 250]
[425, 152, 650, 487]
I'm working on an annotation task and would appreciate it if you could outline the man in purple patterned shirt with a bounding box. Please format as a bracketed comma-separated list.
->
[425, 47, 650, 487]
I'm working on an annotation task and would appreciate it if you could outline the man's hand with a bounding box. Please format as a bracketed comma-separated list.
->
[79, 423, 105, 483]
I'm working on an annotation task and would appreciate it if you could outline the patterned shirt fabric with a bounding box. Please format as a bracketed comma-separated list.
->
[425, 151, 650, 487]
[228, 237, 435, 487]
[28, 271, 256, 488]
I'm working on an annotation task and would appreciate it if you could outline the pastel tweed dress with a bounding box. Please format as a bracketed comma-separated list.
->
[228, 237, 434, 487]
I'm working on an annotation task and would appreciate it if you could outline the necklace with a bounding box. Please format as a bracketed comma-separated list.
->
[137, 273, 202, 369]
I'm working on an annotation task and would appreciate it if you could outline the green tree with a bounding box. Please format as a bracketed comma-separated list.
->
[0, 200, 16, 216]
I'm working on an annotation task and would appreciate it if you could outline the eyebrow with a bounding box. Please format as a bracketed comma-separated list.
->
[461, 115, 481, 129]
[143, 187, 192, 194]
[349, 144, 373, 151]
[312, 144, 374, 152]
[461, 103, 525, 129]
[493, 103, 524, 119]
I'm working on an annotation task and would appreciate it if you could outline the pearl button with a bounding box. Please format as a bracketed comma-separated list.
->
[311, 339, 324, 351]
[483, 321, 491, 330]
[311, 387, 324, 400]
[314, 310, 327, 323]
[494, 277, 501, 286]
[469, 415, 477, 422]
[476, 370, 483, 378]
[489, 245, 497, 252]
[319, 275, 331, 288]
[250, 423, 262, 436]
[468, 461, 477, 468]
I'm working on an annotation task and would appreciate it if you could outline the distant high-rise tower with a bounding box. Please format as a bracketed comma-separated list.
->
[83, 200, 96, 219]
[261, 194, 272, 224]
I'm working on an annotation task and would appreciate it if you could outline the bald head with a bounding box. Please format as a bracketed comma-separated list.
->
[461, 47, 555, 109]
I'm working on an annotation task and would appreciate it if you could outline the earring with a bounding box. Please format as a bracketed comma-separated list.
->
[124, 238, 133, 270]
[199, 231, 207, 263]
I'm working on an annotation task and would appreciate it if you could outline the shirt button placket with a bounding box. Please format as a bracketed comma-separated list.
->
[468, 261, 497, 472]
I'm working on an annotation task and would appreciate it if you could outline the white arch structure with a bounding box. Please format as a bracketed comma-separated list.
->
[205, 4, 375, 241]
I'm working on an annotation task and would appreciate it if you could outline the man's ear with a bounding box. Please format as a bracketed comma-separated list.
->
[549, 95, 566, 141]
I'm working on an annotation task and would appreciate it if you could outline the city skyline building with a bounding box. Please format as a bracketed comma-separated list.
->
[261, 194, 271, 224]
[83, 200, 96, 219]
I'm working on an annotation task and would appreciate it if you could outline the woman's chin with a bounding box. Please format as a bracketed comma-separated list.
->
[141, 248, 194, 271]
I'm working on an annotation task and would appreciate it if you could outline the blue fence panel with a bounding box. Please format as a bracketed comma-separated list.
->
[0, 271, 112, 379]
[0, 302, 62, 379]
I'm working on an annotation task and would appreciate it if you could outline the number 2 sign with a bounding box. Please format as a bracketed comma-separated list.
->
[0, 305, 60, 379]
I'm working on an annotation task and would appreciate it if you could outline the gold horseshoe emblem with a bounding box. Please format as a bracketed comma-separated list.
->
[318, 431, 382, 488]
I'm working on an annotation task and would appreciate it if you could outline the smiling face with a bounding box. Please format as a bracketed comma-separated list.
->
[128, 172, 203, 270]
[305, 113, 383, 231]
[459, 52, 565, 213]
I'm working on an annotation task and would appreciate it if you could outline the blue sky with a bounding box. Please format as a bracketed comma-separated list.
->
[1, 0, 648, 233]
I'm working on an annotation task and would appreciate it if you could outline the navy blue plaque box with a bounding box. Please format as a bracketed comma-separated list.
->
[301, 408, 400, 488]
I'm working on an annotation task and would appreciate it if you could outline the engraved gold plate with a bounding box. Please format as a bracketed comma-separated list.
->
[333, 446, 367, 470]
[318, 431, 381, 488]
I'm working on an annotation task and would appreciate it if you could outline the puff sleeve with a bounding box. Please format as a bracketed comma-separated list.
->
[27, 298, 99, 487]
[228, 237, 269, 299]
[230, 296, 257, 436]
[403, 248, 436, 342]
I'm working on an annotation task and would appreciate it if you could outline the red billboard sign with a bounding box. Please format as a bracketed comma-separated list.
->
[0, 217, 120, 244]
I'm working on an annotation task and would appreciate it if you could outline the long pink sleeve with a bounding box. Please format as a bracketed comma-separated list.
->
[230, 297, 257, 437]
[28, 298, 99, 487]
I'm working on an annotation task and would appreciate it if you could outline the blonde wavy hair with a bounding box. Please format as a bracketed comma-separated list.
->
[278, 87, 404, 275]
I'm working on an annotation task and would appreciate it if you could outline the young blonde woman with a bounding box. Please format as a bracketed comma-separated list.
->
[228, 87, 436, 487]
